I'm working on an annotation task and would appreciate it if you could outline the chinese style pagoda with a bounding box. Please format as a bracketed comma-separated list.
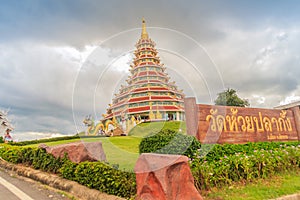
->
[103, 18, 185, 131]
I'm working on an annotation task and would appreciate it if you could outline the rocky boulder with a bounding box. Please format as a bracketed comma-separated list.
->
[39, 142, 106, 163]
[134, 153, 203, 200]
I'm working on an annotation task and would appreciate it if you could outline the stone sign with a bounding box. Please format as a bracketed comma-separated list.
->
[184, 97, 300, 144]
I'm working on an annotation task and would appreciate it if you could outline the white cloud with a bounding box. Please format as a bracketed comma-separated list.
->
[280, 94, 300, 105]
[252, 95, 266, 105]
[111, 53, 132, 73]
[205, 26, 300, 107]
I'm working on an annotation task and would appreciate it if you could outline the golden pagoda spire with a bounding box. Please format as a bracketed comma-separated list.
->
[141, 17, 149, 39]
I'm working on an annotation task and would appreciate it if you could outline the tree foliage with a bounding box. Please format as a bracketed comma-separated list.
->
[214, 88, 249, 107]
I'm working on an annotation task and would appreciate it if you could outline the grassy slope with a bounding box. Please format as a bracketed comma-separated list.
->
[22, 121, 185, 170]
[129, 121, 186, 137]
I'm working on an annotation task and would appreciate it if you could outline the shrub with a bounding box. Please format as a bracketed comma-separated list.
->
[60, 162, 136, 198]
[0, 145, 136, 198]
[191, 143, 300, 190]
[0, 136, 3, 143]
[0, 146, 67, 173]
[200, 141, 300, 162]
[139, 129, 201, 159]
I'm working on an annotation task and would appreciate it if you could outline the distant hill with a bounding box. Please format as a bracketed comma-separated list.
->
[128, 121, 186, 138]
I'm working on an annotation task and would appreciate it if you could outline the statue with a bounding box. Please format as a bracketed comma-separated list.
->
[83, 115, 124, 136]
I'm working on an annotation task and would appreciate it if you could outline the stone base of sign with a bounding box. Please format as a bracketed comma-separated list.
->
[134, 153, 203, 200]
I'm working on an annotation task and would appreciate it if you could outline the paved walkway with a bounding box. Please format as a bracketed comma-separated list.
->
[0, 169, 70, 200]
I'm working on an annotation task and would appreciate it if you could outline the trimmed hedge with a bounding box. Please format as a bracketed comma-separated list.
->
[139, 129, 201, 159]
[0, 146, 136, 198]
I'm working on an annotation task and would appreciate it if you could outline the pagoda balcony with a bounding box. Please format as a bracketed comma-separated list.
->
[137, 54, 157, 59]
[134, 80, 162, 84]
[127, 105, 184, 114]
[128, 96, 150, 103]
[110, 100, 128, 109]
[135, 39, 156, 46]
[151, 105, 184, 111]
[137, 48, 157, 54]
[133, 57, 160, 63]
[128, 106, 151, 113]
[150, 96, 177, 101]
[139, 61, 159, 66]
[113, 91, 130, 100]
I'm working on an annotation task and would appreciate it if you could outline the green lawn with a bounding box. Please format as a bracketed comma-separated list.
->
[20, 121, 184, 171]
[204, 170, 300, 200]
[27, 136, 141, 171]
[129, 121, 186, 137]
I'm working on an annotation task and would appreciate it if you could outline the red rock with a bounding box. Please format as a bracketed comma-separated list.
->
[39, 142, 106, 163]
[134, 153, 203, 200]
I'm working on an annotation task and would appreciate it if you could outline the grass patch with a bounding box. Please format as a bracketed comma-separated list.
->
[14, 121, 186, 170]
[203, 169, 300, 200]
[129, 121, 186, 137]
[26, 136, 141, 171]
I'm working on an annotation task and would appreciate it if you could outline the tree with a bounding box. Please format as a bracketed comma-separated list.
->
[214, 88, 250, 107]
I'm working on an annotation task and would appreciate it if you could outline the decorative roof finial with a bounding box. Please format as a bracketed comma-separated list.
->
[141, 17, 148, 39]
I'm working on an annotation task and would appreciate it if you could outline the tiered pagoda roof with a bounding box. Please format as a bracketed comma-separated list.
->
[103, 18, 185, 122]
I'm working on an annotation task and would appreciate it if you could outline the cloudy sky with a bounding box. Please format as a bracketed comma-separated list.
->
[1, 0, 300, 140]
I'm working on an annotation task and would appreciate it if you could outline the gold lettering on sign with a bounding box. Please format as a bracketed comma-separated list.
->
[245, 116, 255, 133]
[253, 112, 264, 132]
[226, 108, 238, 132]
[216, 115, 227, 131]
[205, 109, 294, 133]
[263, 117, 272, 131]
[206, 109, 217, 132]
[267, 134, 289, 140]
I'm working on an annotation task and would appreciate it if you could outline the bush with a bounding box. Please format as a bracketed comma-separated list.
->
[0, 146, 67, 173]
[0, 145, 136, 198]
[139, 129, 201, 159]
[0, 136, 3, 143]
[199, 141, 300, 162]
[191, 143, 300, 190]
[60, 162, 136, 198]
